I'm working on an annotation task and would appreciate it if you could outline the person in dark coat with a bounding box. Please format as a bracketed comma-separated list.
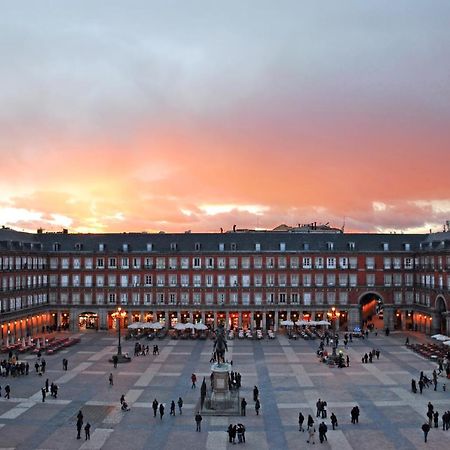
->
[170, 400, 176, 416]
[41, 387, 46, 402]
[159, 403, 164, 420]
[227, 424, 234, 443]
[195, 411, 202, 431]
[433, 411, 439, 428]
[419, 379, 424, 394]
[319, 422, 328, 443]
[255, 398, 261, 415]
[307, 414, 314, 430]
[241, 398, 247, 416]
[422, 422, 430, 442]
[330, 412, 338, 430]
[299, 412, 305, 432]
[253, 386, 259, 402]
[177, 397, 183, 415]
[84, 422, 91, 440]
[4, 385, 10, 399]
[411, 379, 417, 393]
[152, 399, 158, 417]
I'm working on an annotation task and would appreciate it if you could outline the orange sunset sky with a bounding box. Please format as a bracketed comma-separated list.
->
[1, 2, 449, 234]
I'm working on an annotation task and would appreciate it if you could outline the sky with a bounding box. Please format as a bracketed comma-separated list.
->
[1, 1, 449, 235]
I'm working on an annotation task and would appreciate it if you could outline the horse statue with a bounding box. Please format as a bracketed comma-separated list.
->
[213, 325, 228, 365]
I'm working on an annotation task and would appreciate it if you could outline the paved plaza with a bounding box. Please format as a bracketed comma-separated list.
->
[0, 330, 449, 450]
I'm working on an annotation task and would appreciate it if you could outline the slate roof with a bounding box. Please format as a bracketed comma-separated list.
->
[0, 227, 437, 254]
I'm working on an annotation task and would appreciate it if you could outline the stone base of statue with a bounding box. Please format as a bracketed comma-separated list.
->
[197, 362, 240, 416]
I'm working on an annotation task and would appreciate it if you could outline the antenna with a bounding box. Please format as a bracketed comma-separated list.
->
[342, 216, 346, 232]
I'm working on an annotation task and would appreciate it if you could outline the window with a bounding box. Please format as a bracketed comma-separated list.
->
[384, 257, 391, 269]
[303, 243, 310, 250]
[403, 243, 411, 251]
[84, 275, 92, 287]
[169, 293, 177, 305]
[266, 292, 275, 304]
[169, 274, 177, 287]
[278, 293, 287, 304]
[169, 257, 177, 269]
[170, 242, 178, 251]
[229, 257, 237, 269]
[73, 258, 81, 269]
[157, 274, 165, 287]
[122, 243, 129, 252]
[349, 257, 358, 269]
[255, 243, 261, 252]
[339, 257, 348, 269]
[231, 243, 237, 251]
[206, 257, 214, 269]
[315, 257, 324, 269]
[266, 274, 274, 287]
[404, 258, 413, 269]
[144, 257, 153, 268]
[195, 242, 201, 251]
[405, 273, 413, 287]
[108, 275, 116, 287]
[254, 274, 262, 287]
[291, 293, 299, 304]
[96, 275, 104, 287]
[383, 242, 389, 251]
[326, 257, 336, 269]
[278, 273, 287, 287]
[156, 257, 165, 269]
[394, 292, 402, 305]
[315, 274, 324, 287]
[327, 242, 334, 250]
[206, 274, 213, 287]
[230, 275, 238, 287]
[326, 274, 336, 286]
[85, 258, 93, 269]
[290, 274, 299, 287]
[349, 274, 357, 287]
[366, 257, 375, 270]
[157, 293, 165, 305]
[393, 257, 401, 269]
[73, 275, 80, 287]
[303, 292, 311, 306]
[384, 274, 392, 287]
[253, 257, 262, 269]
[50, 258, 58, 269]
[121, 258, 129, 269]
[266, 257, 274, 268]
[242, 275, 250, 287]
[218, 275, 226, 287]
[218, 257, 226, 269]
[181, 257, 189, 269]
[339, 274, 348, 287]
[219, 243, 225, 251]
[144, 275, 152, 286]
[133, 258, 141, 269]
[96, 292, 104, 305]
[132, 275, 140, 286]
[290, 257, 299, 269]
[97, 258, 104, 269]
[393, 273, 402, 286]
[108, 258, 117, 268]
[315, 291, 324, 305]
[181, 274, 189, 287]
[241, 257, 250, 269]
[339, 291, 348, 305]
[366, 274, 375, 287]
[303, 274, 312, 287]
[193, 257, 201, 269]
[254, 293, 262, 305]
[108, 293, 116, 304]
[326, 291, 336, 304]
[348, 242, 355, 250]
[280, 242, 286, 251]
[146, 243, 153, 251]
[302, 257, 312, 269]
[278, 256, 287, 268]
[61, 258, 69, 269]
[120, 275, 128, 287]
[193, 274, 202, 287]
[99, 243, 105, 252]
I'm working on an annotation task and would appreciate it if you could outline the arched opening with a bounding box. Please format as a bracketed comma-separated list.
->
[78, 312, 98, 330]
[359, 293, 383, 328]
[436, 296, 447, 335]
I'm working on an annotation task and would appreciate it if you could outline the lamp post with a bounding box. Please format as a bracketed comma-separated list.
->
[111, 307, 127, 357]
[327, 307, 340, 356]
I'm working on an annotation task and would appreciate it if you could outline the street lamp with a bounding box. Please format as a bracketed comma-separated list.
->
[111, 307, 127, 357]
[327, 307, 341, 356]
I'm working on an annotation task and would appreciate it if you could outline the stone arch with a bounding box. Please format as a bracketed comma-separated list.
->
[359, 292, 384, 327]
[435, 295, 448, 335]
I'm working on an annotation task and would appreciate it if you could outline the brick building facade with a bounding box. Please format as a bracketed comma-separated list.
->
[1, 226, 449, 344]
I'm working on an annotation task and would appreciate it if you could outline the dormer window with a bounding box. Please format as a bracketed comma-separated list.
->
[255, 243, 261, 252]
[403, 243, 411, 251]
[53, 243, 61, 251]
[219, 243, 225, 251]
[170, 242, 178, 251]
[383, 243, 389, 251]
[122, 243, 129, 252]
[303, 243, 310, 251]
[195, 242, 201, 251]
[99, 243, 105, 252]
[280, 242, 286, 251]
[75, 243, 83, 251]
[146, 243, 153, 252]
[230, 242, 237, 251]
[348, 242, 355, 250]
[327, 242, 334, 250]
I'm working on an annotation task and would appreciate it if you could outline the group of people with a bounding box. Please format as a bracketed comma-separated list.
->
[227, 423, 246, 443]
[152, 397, 184, 419]
[1, 358, 29, 377]
[361, 348, 381, 364]
[412, 370, 443, 394]
[41, 378, 59, 401]
[75, 410, 91, 440]
[133, 342, 150, 356]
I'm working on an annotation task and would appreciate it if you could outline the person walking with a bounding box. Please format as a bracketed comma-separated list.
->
[422, 422, 430, 442]
[41, 387, 46, 402]
[299, 412, 305, 432]
[253, 386, 259, 402]
[45, 378, 49, 392]
[241, 398, 247, 416]
[419, 379, 424, 394]
[76, 411, 83, 440]
[307, 414, 314, 431]
[159, 403, 164, 420]
[84, 422, 91, 440]
[433, 411, 439, 428]
[109, 373, 113, 386]
[152, 399, 158, 417]
[195, 411, 202, 431]
[191, 373, 197, 388]
[307, 426, 316, 444]
[170, 400, 176, 416]
[177, 397, 183, 415]
[5, 385, 10, 399]
[255, 398, 261, 415]
[227, 424, 234, 443]
[319, 422, 328, 443]
[330, 412, 338, 430]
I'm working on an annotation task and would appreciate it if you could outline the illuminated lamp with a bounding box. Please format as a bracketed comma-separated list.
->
[268, 314, 272, 318]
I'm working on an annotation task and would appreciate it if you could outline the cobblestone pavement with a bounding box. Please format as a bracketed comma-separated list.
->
[0, 329, 449, 449]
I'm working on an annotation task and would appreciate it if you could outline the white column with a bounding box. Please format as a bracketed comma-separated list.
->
[274, 311, 279, 331]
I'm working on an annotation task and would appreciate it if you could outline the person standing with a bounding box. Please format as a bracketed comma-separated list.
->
[241, 398, 247, 416]
[170, 400, 176, 416]
[227, 424, 234, 443]
[255, 398, 261, 415]
[191, 373, 197, 388]
[45, 378, 49, 392]
[307, 414, 314, 431]
[84, 422, 91, 440]
[41, 387, 46, 402]
[109, 373, 113, 386]
[307, 426, 316, 444]
[159, 403, 164, 420]
[5, 385, 10, 399]
[152, 399, 158, 417]
[330, 412, 338, 430]
[76, 412, 83, 440]
[422, 422, 430, 442]
[319, 422, 328, 443]
[253, 386, 259, 402]
[195, 411, 202, 431]
[177, 397, 183, 415]
[433, 411, 439, 428]
[299, 412, 305, 432]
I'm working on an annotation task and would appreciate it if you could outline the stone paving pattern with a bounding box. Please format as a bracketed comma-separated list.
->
[0, 330, 449, 449]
